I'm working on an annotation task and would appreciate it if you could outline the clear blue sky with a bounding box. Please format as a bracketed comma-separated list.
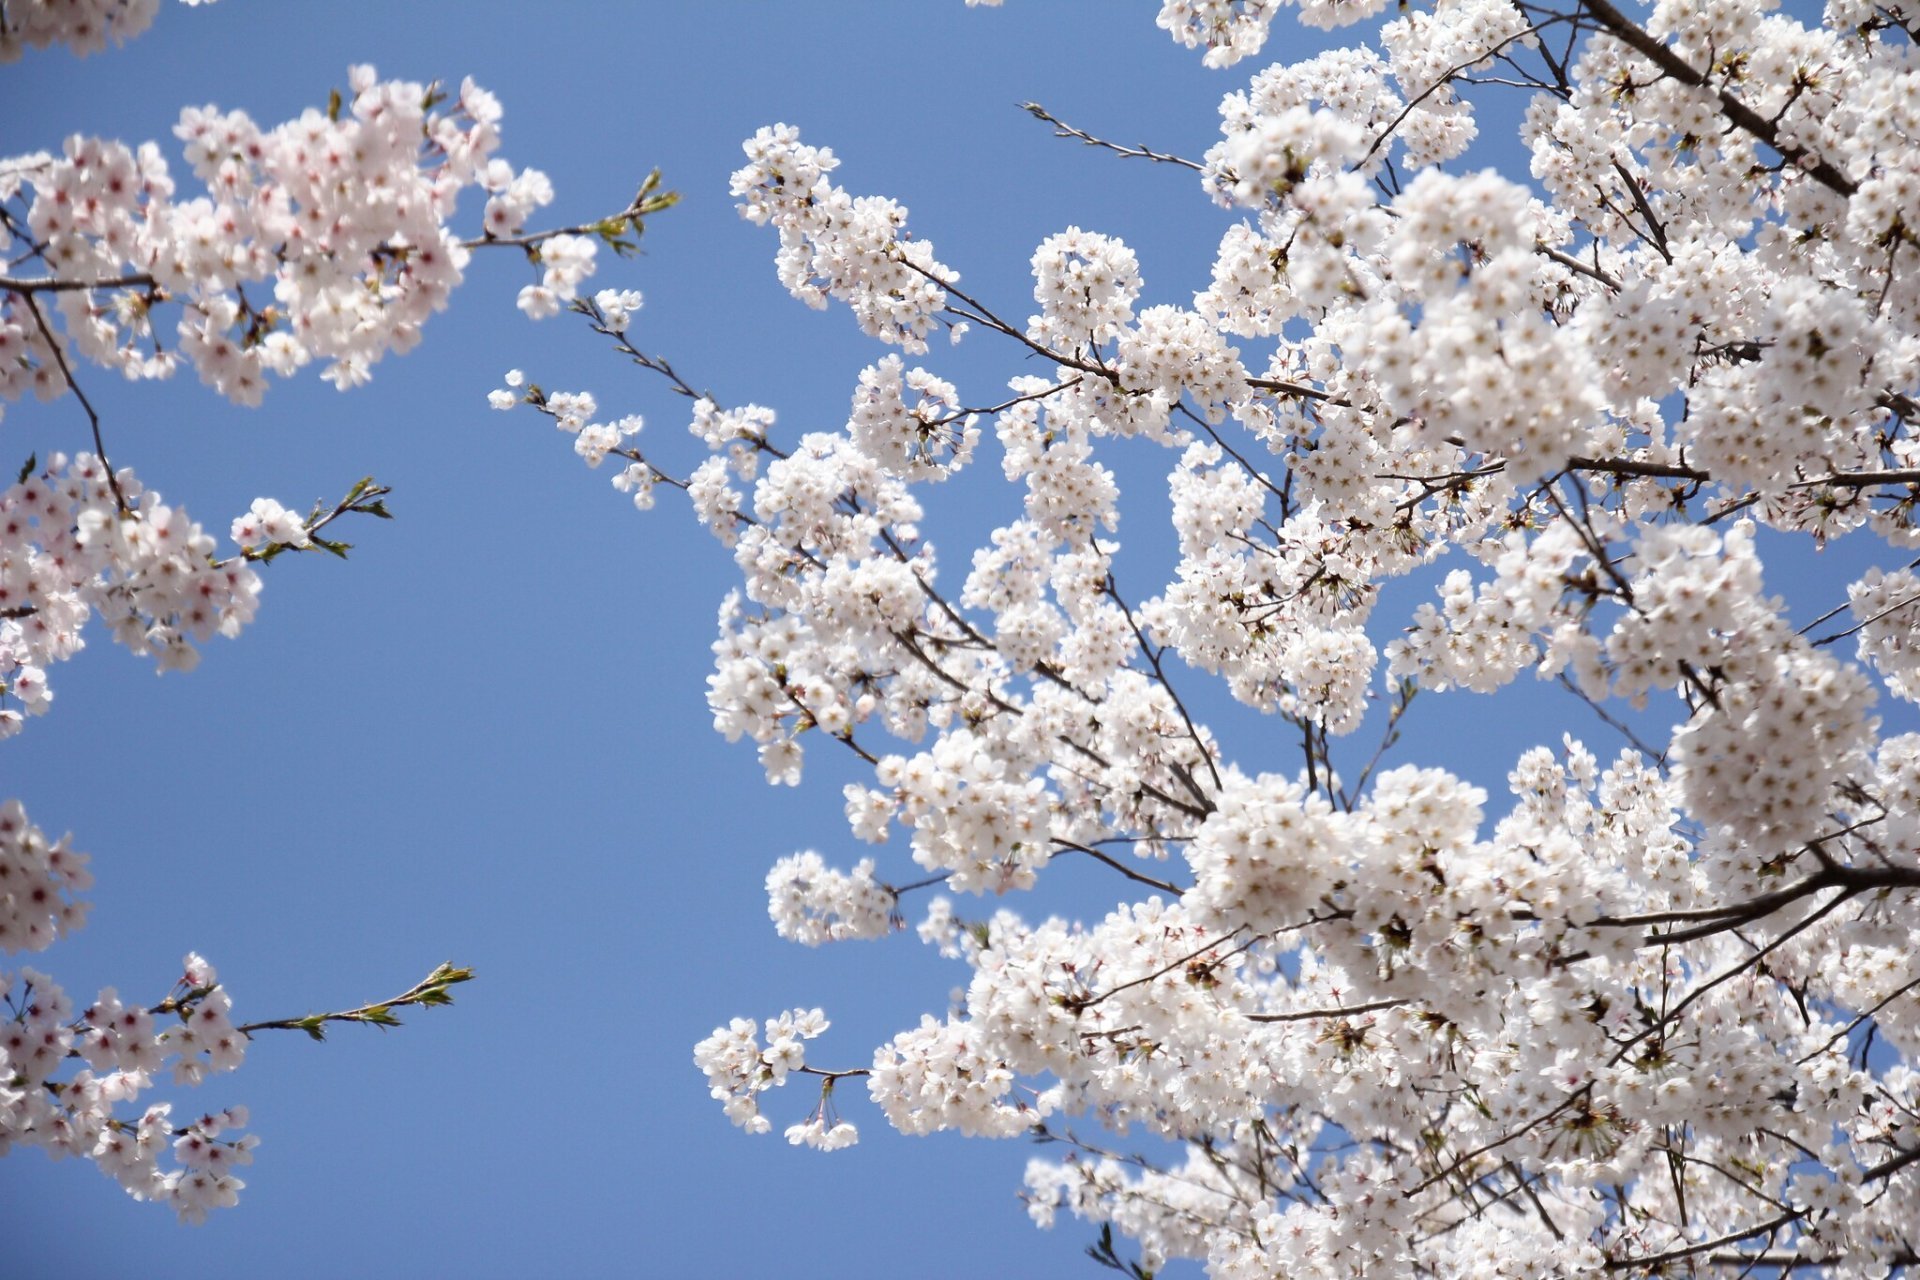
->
[3, 4, 1904, 1277]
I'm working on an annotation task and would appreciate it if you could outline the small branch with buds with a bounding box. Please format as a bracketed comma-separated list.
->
[237, 962, 475, 1041]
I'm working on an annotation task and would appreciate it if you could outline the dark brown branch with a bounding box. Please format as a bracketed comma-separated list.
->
[1050, 839, 1187, 895]
[1359, 16, 1572, 166]
[1578, 0, 1858, 198]
[17, 290, 128, 512]
[1564, 454, 1709, 481]
[1069, 926, 1249, 1013]
[3, 273, 157, 294]
[1864, 1140, 1920, 1181]
[1602, 1208, 1802, 1272]
[1245, 998, 1408, 1024]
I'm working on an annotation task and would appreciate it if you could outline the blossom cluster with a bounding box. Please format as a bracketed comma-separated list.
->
[1, 62, 586, 412]
[0, 452, 280, 738]
[495, 0, 1920, 1273]
[729, 124, 955, 354]
[691, 1007, 840, 1144]
[0, 0, 209, 62]
[2, 848, 255, 1226]
[0, 798, 91, 961]
[764, 851, 895, 946]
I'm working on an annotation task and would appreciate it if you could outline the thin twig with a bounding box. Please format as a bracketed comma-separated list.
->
[1019, 102, 1206, 172]
[18, 290, 128, 511]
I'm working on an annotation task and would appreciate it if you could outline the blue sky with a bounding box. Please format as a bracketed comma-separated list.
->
[4, 3, 1907, 1277]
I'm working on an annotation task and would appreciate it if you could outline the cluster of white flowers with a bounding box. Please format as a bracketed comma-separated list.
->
[691, 1007, 833, 1138]
[1156, 0, 1283, 67]
[1214, 105, 1366, 209]
[1025, 1146, 1258, 1275]
[764, 851, 895, 946]
[0, 800, 90, 954]
[0, 453, 284, 737]
[228, 497, 310, 551]
[1851, 566, 1920, 702]
[0, 0, 211, 62]
[1026, 226, 1141, 353]
[1378, 0, 1530, 164]
[591, 286, 644, 334]
[513, 233, 596, 320]
[1183, 771, 1342, 933]
[846, 355, 977, 482]
[2, 912, 255, 1223]
[868, 1011, 1037, 1139]
[1116, 304, 1249, 425]
[729, 124, 955, 354]
[1, 63, 583, 408]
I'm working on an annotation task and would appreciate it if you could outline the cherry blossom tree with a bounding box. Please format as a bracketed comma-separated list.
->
[0, 2, 665, 1222]
[480, 0, 1920, 1274]
[15, 0, 1920, 1272]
